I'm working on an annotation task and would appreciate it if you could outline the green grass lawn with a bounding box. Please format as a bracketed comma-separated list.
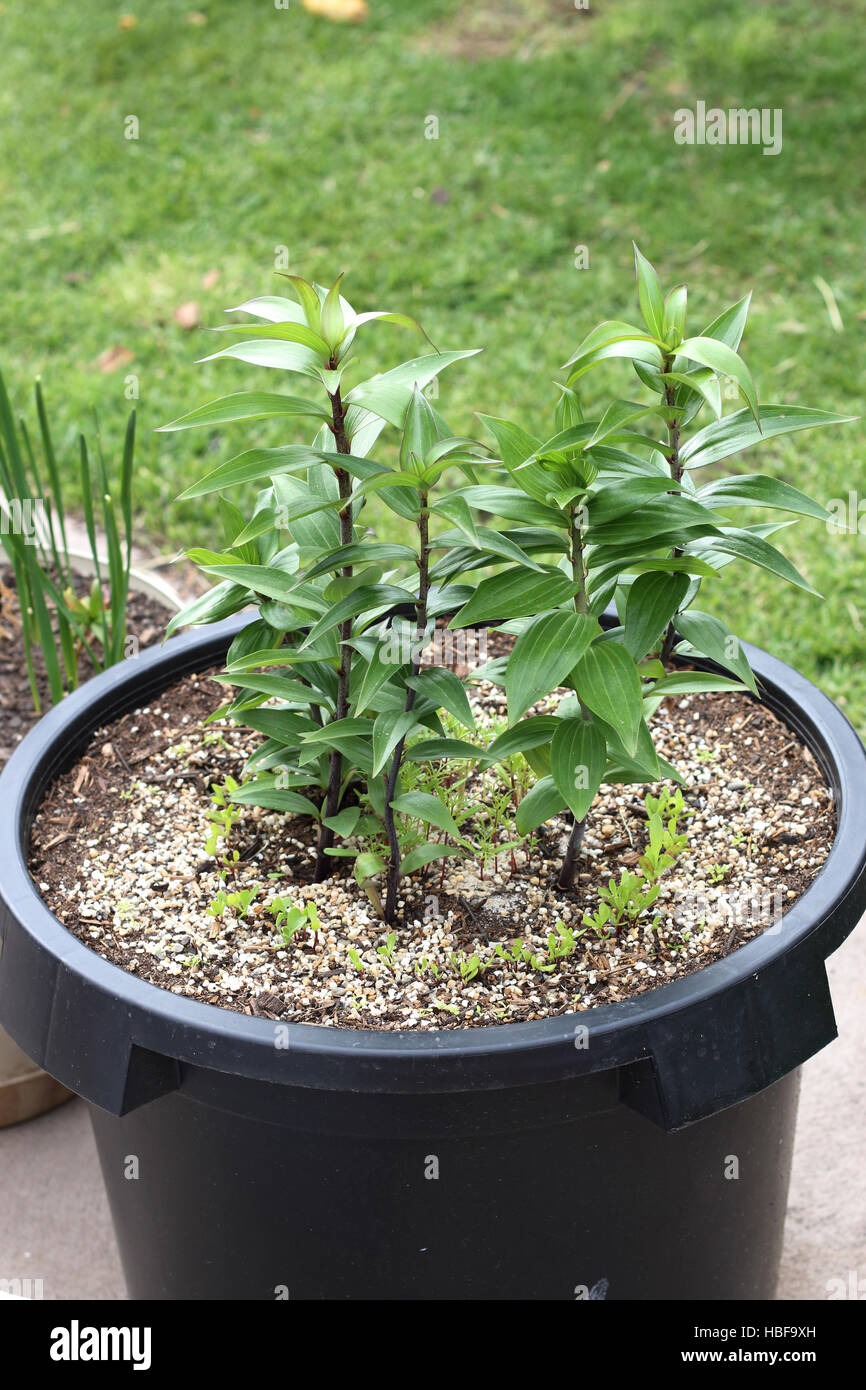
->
[1, 0, 865, 729]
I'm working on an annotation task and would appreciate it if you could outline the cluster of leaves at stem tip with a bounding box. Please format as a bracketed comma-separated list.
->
[0, 370, 136, 710]
[160, 248, 852, 924]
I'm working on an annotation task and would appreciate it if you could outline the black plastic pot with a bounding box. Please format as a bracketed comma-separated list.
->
[0, 615, 864, 1300]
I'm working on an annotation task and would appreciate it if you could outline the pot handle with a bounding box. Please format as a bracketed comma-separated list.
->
[619, 938, 836, 1131]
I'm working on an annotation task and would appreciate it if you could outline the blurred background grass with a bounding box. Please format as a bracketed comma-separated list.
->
[1, 0, 864, 728]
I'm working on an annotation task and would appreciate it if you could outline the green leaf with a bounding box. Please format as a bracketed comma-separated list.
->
[407, 667, 476, 730]
[349, 469, 423, 504]
[690, 529, 820, 596]
[623, 572, 690, 660]
[354, 851, 386, 886]
[432, 494, 478, 542]
[349, 310, 436, 349]
[212, 672, 322, 706]
[277, 277, 322, 331]
[198, 338, 322, 378]
[674, 610, 758, 694]
[676, 336, 759, 424]
[554, 384, 583, 432]
[303, 541, 417, 580]
[227, 294, 308, 324]
[229, 783, 320, 819]
[301, 717, 372, 745]
[320, 273, 346, 349]
[323, 807, 362, 837]
[486, 715, 560, 762]
[349, 640, 405, 714]
[505, 611, 598, 724]
[304, 584, 416, 645]
[584, 400, 662, 449]
[476, 414, 554, 505]
[227, 645, 339, 672]
[680, 405, 855, 471]
[403, 737, 484, 763]
[699, 293, 752, 352]
[399, 843, 463, 875]
[660, 369, 721, 420]
[157, 391, 328, 432]
[450, 566, 579, 628]
[344, 350, 481, 428]
[633, 244, 665, 339]
[390, 791, 462, 840]
[194, 563, 315, 606]
[476, 414, 540, 470]
[515, 776, 567, 835]
[571, 641, 643, 754]
[696, 473, 829, 520]
[586, 476, 680, 526]
[372, 708, 420, 777]
[178, 445, 322, 499]
[647, 672, 747, 696]
[594, 713, 661, 781]
[237, 707, 321, 745]
[663, 284, 688, 341]
[562, 319, 660, 368]
[165, 580, 249, 637]
[589, 494, 723, 546]
[212, 318, 331, 356]
[400, 385, 440, 472]
[452, 485, 565, 529]
[551, 717, 606, 820]
[272, 473, 341, 554]
[565, 335, 664, 385]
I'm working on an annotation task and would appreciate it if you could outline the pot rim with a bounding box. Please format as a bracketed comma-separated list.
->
[1, 613, 864, 1126]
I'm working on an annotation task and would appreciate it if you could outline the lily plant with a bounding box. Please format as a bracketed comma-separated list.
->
[160, 253, 850, 917]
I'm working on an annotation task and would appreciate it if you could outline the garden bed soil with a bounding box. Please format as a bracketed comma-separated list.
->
[27, 655, 835, 1030]
[0, 564, 172, 774]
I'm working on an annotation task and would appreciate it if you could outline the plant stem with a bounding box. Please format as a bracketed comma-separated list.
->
[313, 381, 354, 881]
[383, 494, 430, 923]
[557, 497, 591, 891]
[660, 362, 683, 667]
[569, 501, 589, 615]
[558, 815, 587, 891]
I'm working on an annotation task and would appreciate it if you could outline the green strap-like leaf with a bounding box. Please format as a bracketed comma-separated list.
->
[450, 566, 580, 628]
[158, 391, 328, 432]
[633, 245, 666, 339]
[344, 350, 481, 429]
[622, 571, 690, 660]
[505, 610, 598, 724]
[688, 528, 821, 596]
[515, 776, 567, 835]
[407, 667, 476, 731]
[550, 716, 606, 821]
[390, 790, 462, 840]
[681, 405, 855, 471]
[371, 707, 421, 777]
[674, 609, 758, 694]
[571, 640, 643, 754]
[676, 336, 759, 424]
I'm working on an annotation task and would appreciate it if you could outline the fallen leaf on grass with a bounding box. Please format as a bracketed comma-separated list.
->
[302, 0, 369, 22]
[174, 301, 201, 329]
[96, 346, 135, 373]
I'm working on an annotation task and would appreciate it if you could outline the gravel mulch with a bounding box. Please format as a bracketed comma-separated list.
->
[27, 657, 835, 1031]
